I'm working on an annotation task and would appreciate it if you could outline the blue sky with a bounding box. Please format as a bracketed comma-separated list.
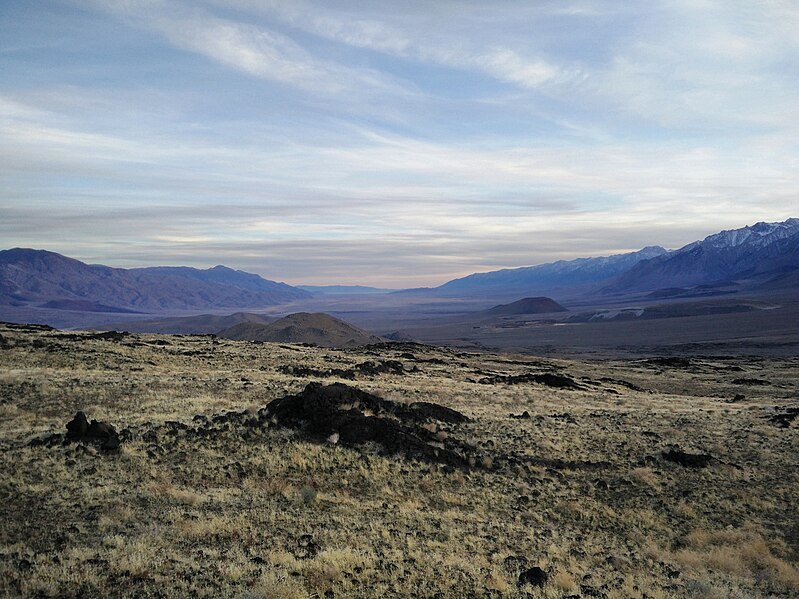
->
[1, 1, 798, 286]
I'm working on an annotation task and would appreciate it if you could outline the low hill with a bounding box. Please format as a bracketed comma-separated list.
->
[0, 248, 310, 311]
[481, 297, 568, 316]
[104, 312, 275, 335]
[218, 312, 384, 347]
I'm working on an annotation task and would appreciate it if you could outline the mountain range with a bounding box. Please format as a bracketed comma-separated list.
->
[414, 218, 799, 300]
[601, 218, 799, 296]
[0, 248, 310, 312]
[1, 219, 797, 322]
[425, 245, 669, 299]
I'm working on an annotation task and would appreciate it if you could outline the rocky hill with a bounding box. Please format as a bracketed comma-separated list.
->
[218, 312, 383, 347]
[481, 297, 568, 316]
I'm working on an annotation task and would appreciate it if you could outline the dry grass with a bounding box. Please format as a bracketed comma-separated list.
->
[0, 323, 797, 597]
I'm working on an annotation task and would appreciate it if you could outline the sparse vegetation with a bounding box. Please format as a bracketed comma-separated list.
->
[0, 322, 797, 597]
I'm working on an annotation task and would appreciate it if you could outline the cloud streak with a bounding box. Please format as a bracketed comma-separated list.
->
[1, 1, 798, 285]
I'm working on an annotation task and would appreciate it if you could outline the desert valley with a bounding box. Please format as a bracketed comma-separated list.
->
[3, 3, 799, 597]
[1, 219, 798, 598]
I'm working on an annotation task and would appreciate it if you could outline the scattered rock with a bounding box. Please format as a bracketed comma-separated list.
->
[407, 401, 469, 423]
[65, 411, 89, 441]
[87, 330, 130, 342]
[662, 447, 712, 468]
[280, 359, 406, 380]
[479, 372, 584, 389]
[767, 407, 799, 428]
[263, 383, 475, 467]
[518, 566, 548, 587]
[64, 411, 121, 451]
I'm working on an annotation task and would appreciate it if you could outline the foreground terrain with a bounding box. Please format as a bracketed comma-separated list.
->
[0, 322, 797, 598]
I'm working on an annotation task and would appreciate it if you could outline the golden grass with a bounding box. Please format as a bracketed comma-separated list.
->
[0, 323, 797, 598]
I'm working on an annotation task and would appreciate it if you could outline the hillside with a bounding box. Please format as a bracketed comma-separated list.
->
[1, 322, 797, 598]
[104, 312, 276, 335]
[218, 312, 384, 347]
[0, 249, 310, 311]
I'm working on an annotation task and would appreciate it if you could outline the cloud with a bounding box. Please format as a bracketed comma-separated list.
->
[217, 0, 577, 90]
[2, 2, 798, 286]
[77, 0, 411, 101]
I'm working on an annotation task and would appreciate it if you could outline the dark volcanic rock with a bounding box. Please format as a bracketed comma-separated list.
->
[662, 447, 712, 468]
[65, 411, 89, 441]
[518, 566, 548, 587]
[408, 401, 469, 423]
[64, 411, 121, 451]
[480, 372, 584, 389]
[263, 382, 474, 467]
[279, 359, 406, 380]
[768, 407, 799, 428]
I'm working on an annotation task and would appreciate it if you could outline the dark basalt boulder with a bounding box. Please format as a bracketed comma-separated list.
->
[262, 382, 474, 467]
[65, 411, 89, 441]
[407, 401, 469, 423]
[64, 411, 121, 451]
[479, 372, 584, 389]
[662, 447, 712, 468]
[518, 566, 548, 587]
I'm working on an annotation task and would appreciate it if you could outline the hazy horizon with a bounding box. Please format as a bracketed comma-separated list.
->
[2, 2, 798, 287]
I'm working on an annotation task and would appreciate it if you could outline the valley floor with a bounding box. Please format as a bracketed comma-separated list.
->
[0, 322, 797, 598]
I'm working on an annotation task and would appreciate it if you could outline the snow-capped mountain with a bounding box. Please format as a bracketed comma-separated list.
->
[681, 218, 799, 252]
[602, 218, 799, 296]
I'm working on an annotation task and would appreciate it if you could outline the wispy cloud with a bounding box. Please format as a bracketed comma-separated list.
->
[1, 1, 798, 285]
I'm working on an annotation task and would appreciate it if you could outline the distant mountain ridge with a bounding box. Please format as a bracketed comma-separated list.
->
[404, 219, 798, 301]
[602, 219, 799, 296]
[418, 245, 669, 298]
[0, 249, 310, 311]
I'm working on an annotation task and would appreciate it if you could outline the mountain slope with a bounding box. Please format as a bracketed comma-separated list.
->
[428, 246, 669, 298]
[602, 219, 799, 296]
[218, 312, 383, 347]
[105, 312, 276, 335]
[0, 249, 310, 311]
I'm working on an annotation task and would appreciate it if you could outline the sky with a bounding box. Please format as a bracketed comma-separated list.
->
[1, 1, 798, 287]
